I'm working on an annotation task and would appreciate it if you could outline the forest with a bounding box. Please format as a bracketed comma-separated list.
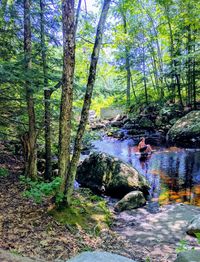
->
[0, 0, 200, 261]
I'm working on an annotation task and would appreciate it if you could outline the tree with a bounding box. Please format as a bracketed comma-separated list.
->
[58, 0, 111, 206]
[40, 0, 52, 180]
[23, 0, 38, 179]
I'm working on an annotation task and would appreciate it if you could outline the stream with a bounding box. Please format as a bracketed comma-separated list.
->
[92, 136, 200, 213]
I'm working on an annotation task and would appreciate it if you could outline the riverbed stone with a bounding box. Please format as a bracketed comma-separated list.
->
[186, 215, 200, 236]
[167, 111, 200, 146]
[111, 120, 124, 128]
[138, 116, 154, 130]
[77, 152, 150, 198]
[174, 250, 200, 262]
[67, 251, 136, 262]
[114, 191, 146, 212]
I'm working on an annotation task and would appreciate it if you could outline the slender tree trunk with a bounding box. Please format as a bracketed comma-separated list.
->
[24, 0, 37, 179]
[192, 29, 197, 109]
[58, 0, 75, 191]
[165, 7, 175, 102]
[130, 75, 137, 101]
[64, 0, 111, 206]
[187, 25, 192, 106]
[142, 42, 148, 104]
[146, 13, 164, 99]
[40, 0, 52, 180]
[75, 0, 82, 34]
[121, 13, 131, 108]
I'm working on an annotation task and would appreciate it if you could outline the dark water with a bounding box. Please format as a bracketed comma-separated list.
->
[92, 137, 200, 211]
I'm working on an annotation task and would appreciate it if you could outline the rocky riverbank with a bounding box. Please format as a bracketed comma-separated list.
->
[88, 104, 200, 148]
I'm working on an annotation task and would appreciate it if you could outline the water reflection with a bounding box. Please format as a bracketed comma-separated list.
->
[92, 137, 200, 209]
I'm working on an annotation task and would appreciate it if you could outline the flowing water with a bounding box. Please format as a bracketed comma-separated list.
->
[92, 137, 200, 212]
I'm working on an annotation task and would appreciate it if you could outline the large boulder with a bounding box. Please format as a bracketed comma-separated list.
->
[167, 111, 200, 146]
[114, 191, 146, 212]
[67, 251, 136, 262]
[174, 250, 200, 262]
[77, 152, 150, 198]
[138, 116, 154, 130]
[186, 215, 200, 236]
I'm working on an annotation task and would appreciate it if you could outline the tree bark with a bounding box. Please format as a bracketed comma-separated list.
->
[121, 12, 131, 108]
[24, 0, 37, 179]
[142, 41, 148, 104]
[75, 0, 82, 34]
[58, 0, 75, 191]
[192, 29, 197, 109]
[187, 25, 192, 106]
[40, 0, 52, 180]
[64, 0, 111, 206]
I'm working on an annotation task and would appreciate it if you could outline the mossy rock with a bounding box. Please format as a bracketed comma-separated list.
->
[167, 111, 200, 146]
[77, 152, 150, 198]
[138, 117, 154, 130]
[114, 191, 146, 212]
[174, 250, 200, 262]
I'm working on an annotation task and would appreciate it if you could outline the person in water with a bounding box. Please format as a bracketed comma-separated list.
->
[138, 137, 152, 154]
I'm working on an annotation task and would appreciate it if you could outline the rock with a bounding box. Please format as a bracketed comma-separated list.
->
[91, 123, 105, 130]
[67, 251, 136, 262]
[174, 250, 200, 262]
[114, 191, 146, 212]
[167, 111, 200, 146]
[0, 249, 45, 262]
[123, 122, 136, 130]
[77, 152, 150, 198]
[138, 117, 154, 130]
[127, 129, 143, 136]
[111, 120, 124, 128]
[186, 215, 200, 236]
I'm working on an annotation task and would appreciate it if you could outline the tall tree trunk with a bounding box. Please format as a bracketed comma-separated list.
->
[58, 0, 75, 191]
[64, 0, 111, 206]
[142, 41, 148, 104]
[121, 13, 131, 108]
[75, 0, 82, 34]
[165, 6, 175, 102]
[24, 0, 37, 179]
[145, 11, 164, 99]
[130, 75, 137, 101]
[40, 0, 52, 180]
[187, 25, 192, 106]
[192, 29, 197, 109]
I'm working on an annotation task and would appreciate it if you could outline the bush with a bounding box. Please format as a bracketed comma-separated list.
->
[20, 176, 63, 204]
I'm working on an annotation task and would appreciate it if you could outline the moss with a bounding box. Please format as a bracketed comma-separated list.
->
[0, 167, 9, 177]
[49, 188, 112, 235]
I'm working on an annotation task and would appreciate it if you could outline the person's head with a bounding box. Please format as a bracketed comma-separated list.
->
[140, 137, 145, 142]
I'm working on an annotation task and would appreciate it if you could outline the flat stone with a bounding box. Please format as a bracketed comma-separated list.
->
[67, 251, 136, 262]
[187, 215, 200, 236]
[174, 250, 200, 262]
[0, 249, 45, 262]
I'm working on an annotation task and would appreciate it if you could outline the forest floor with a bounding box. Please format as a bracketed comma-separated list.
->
[1, 143, 200, 262]
[0, 143, 137, 262]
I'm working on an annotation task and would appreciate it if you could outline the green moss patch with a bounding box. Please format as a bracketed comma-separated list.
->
[0, 167, 9, 177]
[49, 188, 112, 235]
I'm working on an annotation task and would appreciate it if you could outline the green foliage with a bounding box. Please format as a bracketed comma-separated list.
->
[176, 240, 189, 253]
[82, 130, 101, 147]
[176, 233, 200, 253]
[50, 188, 112, 235]
[20, 176, 63, 204]
[0, 167, 9, 177]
